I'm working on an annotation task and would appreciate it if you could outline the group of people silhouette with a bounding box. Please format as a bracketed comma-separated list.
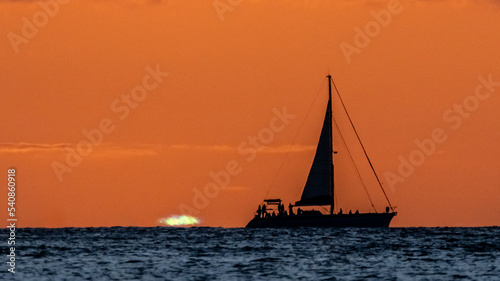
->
[255, 202, 366, 218]
[337, 208, 359, 215]
[256, 202, 297, 218]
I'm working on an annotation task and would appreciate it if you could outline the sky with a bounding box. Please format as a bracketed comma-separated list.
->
[1, 0, 499, 228]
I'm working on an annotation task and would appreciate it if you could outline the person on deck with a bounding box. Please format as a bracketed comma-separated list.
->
[288, 203, 293, 216]
[262, 204, 267, 218]
[257, 205, 262, 218]
[339, 208, 343, 214]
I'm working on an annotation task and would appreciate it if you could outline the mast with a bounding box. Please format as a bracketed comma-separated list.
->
[327, 75, 334, 215]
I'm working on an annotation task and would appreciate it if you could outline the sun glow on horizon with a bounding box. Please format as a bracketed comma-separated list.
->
[158, 215, 200, 226]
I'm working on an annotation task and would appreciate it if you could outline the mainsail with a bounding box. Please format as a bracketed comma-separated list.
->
[295, 99, 333, 206]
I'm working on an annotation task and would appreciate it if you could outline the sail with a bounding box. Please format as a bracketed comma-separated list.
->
[295, 101, 333, 206]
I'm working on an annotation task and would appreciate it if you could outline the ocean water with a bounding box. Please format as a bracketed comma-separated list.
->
[1, 227, 500, 280]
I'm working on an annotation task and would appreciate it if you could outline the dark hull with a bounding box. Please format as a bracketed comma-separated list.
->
[245, 212, 396, 228]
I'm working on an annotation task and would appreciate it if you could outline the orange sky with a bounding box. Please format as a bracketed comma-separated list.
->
[1, 0, 499, 228]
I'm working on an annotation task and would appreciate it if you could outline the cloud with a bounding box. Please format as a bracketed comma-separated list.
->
[169, 144, 235, 152]
[261, 145, 316, 154]
[0, 142, 314, 156]
[0, 142, 160, 157]
[169, 144, 316, 154]
[0, 143, 72, 153]
[91, 143, 161, 157]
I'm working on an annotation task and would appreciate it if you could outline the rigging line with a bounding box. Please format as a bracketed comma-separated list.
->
[330, 78, 394, 211]
[263, 77, 328, 201]
[332, 117, 377, 212]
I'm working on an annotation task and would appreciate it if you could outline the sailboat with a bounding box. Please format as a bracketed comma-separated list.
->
[245, 75, 397, 228]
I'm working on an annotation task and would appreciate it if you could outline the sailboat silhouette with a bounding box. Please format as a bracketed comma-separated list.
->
[246, 75, 397, 228]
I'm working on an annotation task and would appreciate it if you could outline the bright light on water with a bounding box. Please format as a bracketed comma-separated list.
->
[158, 215, 200, 226]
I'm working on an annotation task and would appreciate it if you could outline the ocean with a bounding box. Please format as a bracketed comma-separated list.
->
[2, 227, 499, 280]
